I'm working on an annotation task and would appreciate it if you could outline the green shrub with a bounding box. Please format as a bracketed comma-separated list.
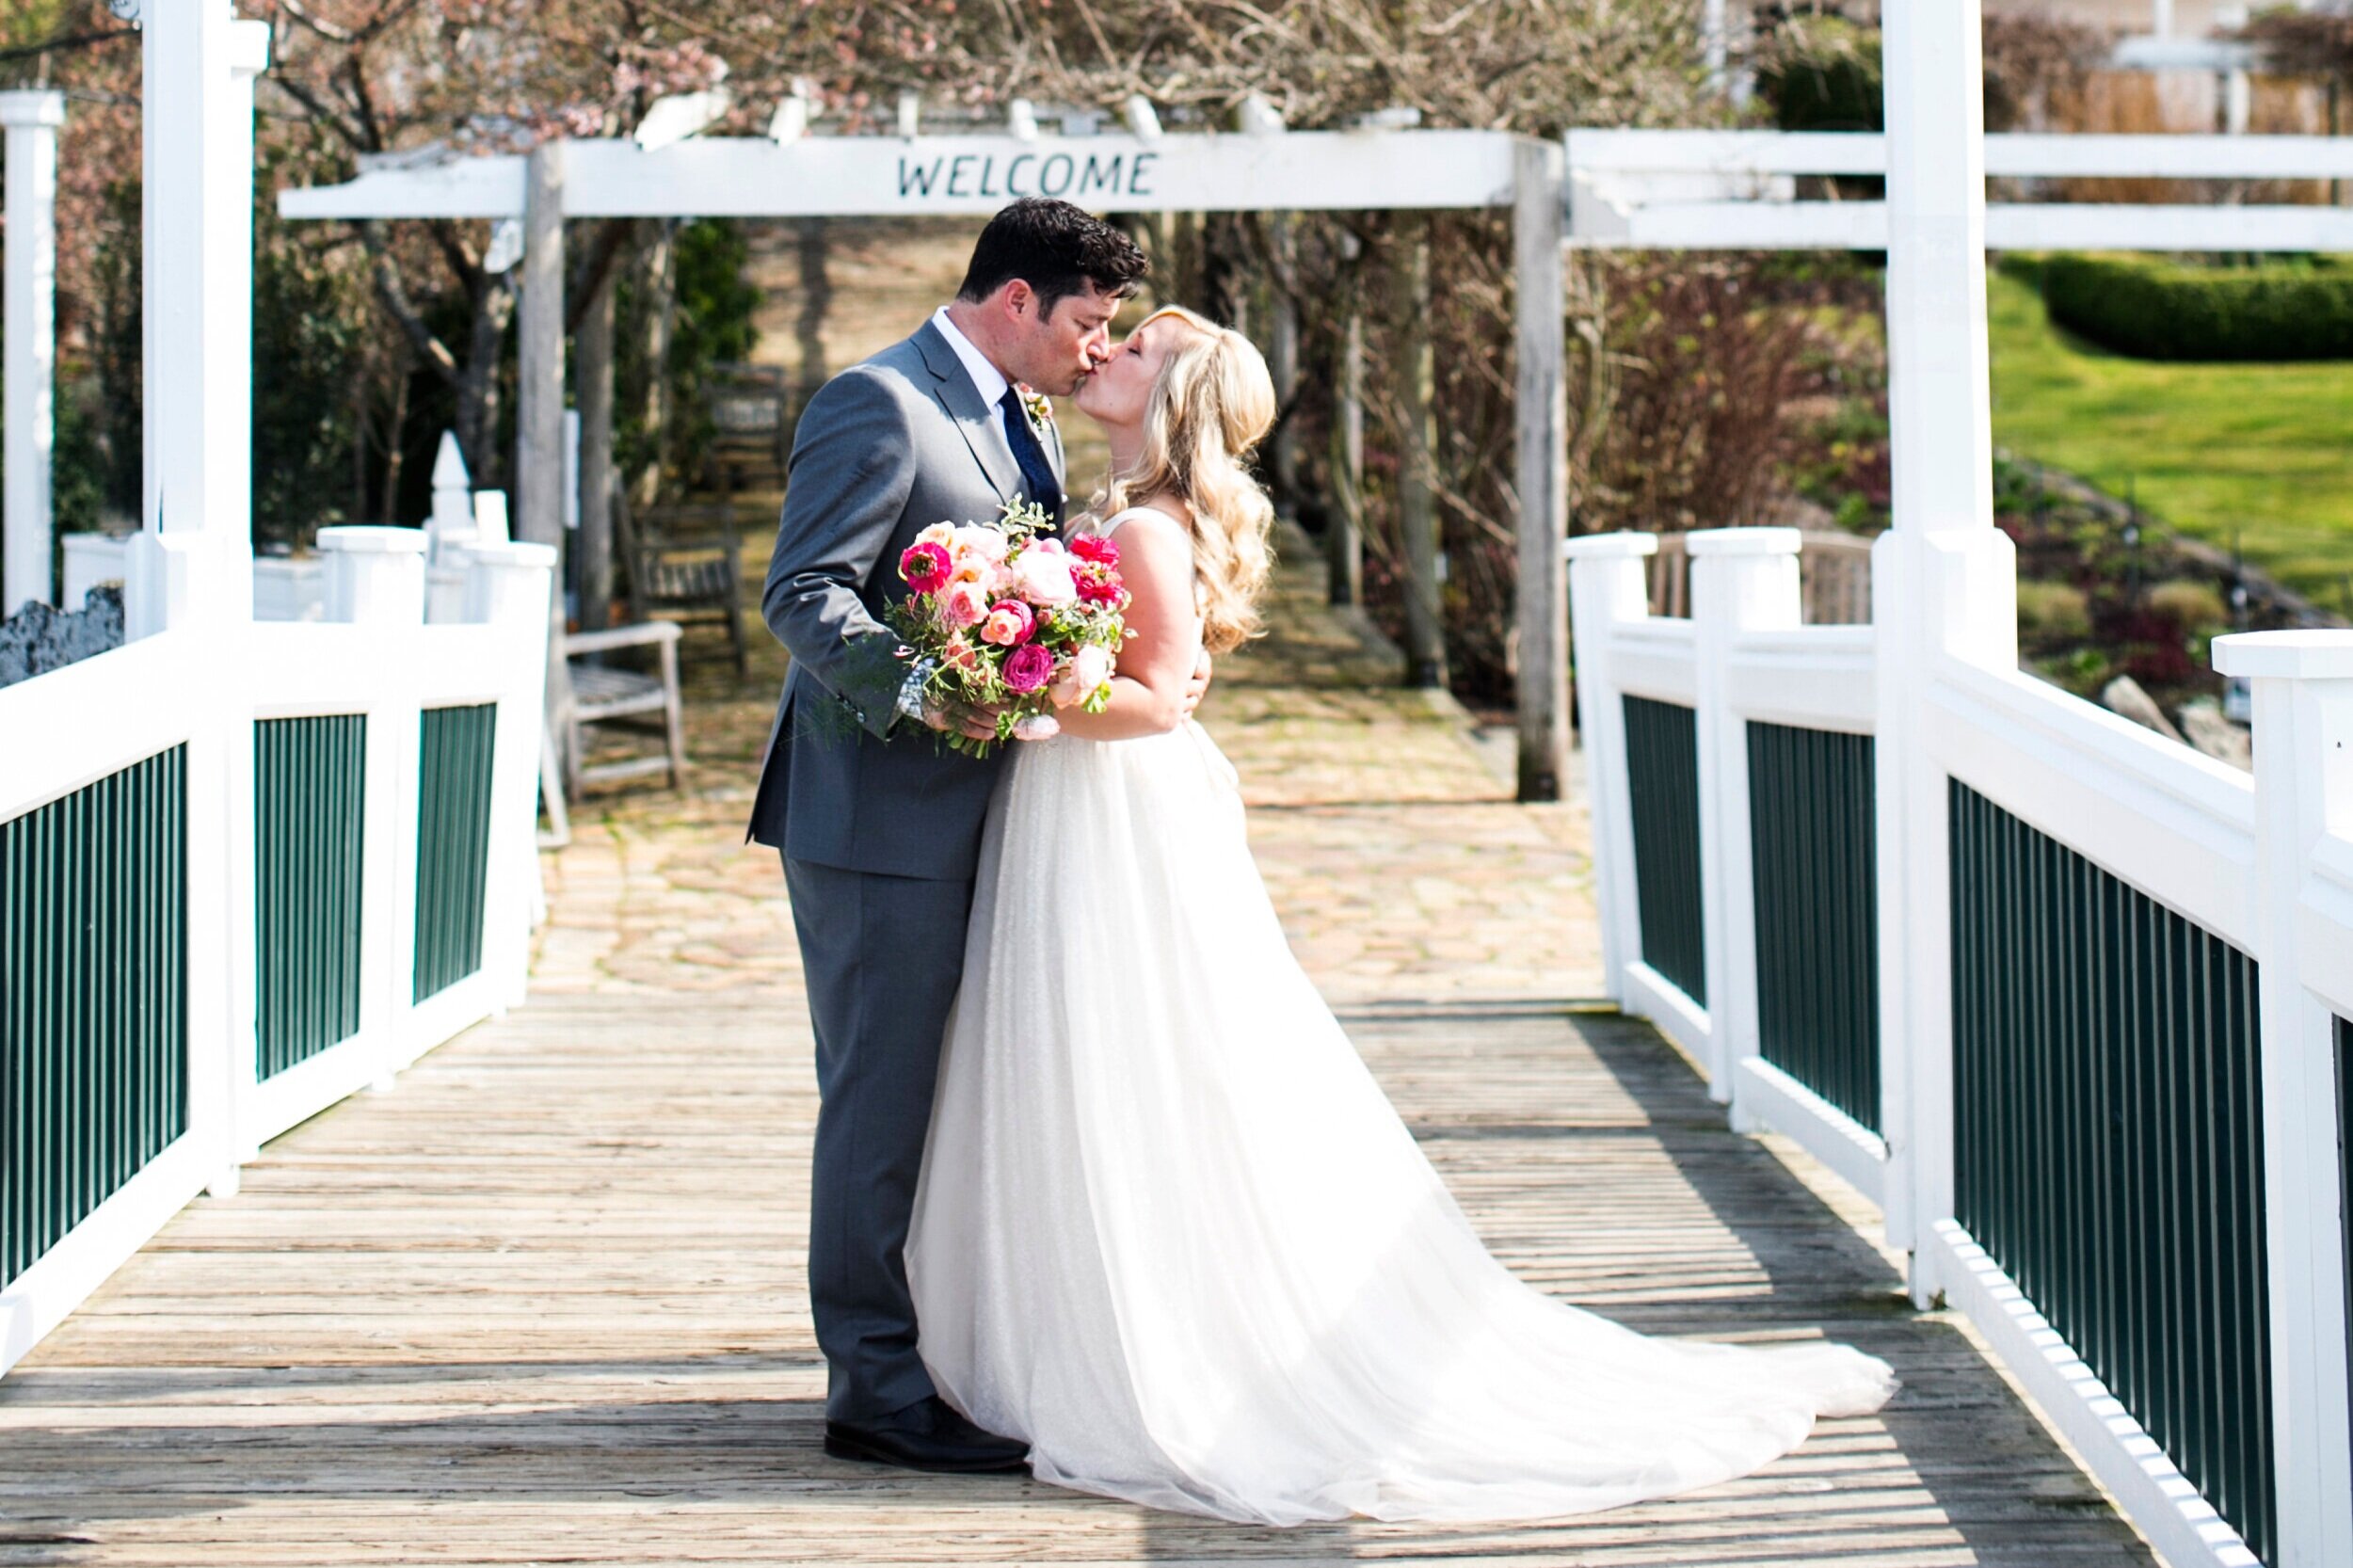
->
[2016, 579, 2090, 640]
[2145, 578, 2229, 632]
[2041, 253, 2353, 361]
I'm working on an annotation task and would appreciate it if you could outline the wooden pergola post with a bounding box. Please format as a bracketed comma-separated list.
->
[575, 264, 616, 631]
[1513, 138, 1567, 803]
[518, 141, 568, 552]
[1392, 218, 1445, 691]
[0, 91, 63, 616]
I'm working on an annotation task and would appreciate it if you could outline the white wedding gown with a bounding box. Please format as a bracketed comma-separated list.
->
[904, 510, 1897, 1526]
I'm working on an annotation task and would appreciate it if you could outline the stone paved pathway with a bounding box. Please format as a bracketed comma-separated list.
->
[536, 515, 1604, 1009]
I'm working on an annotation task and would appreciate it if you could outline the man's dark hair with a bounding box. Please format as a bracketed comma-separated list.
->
[957, 198, 1149, 320]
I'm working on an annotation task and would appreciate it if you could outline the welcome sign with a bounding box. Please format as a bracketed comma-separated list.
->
[281, 130, 1523, 222]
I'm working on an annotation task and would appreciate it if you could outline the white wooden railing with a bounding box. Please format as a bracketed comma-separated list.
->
[1569, 525, 2353, 1568]
[0, 530, 552, 1379]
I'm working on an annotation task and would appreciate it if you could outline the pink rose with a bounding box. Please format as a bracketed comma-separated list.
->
[1002, 641, 1054, 694]
[1013, 549, 1079, 607]
[980, 600, 1036, 648]
[1071, 642, 1113, 696]
[899, 541, 952, 594]
[939, 582, 990, 628]
[1030, 536, 1067, 554]
[943, 634, 979, 671]
[953, 524, 1011, 564]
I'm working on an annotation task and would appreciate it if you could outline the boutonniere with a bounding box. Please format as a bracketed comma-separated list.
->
[1016, 384, 1054, 433]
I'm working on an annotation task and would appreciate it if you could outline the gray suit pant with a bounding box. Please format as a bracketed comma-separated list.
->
[783, 855, 974, 1423]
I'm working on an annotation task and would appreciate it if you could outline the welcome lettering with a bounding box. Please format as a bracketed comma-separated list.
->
[893, 150, 1161, 205]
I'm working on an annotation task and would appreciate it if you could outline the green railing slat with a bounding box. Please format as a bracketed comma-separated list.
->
[254, 716, 368, 1080]
[1622, 696, 1706, 1006]
[413, 704, 497, 1003]
[2338, 1014, 2352, 1517]
[1745, 722, 1880, 1131]
[1, 748, 189, 1291]
[1949, 780, 2273, 1561]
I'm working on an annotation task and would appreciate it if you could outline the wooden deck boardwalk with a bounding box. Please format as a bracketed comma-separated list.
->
[0, 530, 2154, 1566]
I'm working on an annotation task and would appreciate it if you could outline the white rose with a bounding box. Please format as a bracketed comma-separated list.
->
[1072, 642, 1114, 694]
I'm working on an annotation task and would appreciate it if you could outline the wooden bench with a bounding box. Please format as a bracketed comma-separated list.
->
[554, 621, 687, 800]
[613, 485, 749, 680]
[702, 361, 790, 496]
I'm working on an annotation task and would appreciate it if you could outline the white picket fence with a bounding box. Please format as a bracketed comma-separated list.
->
[1568, 525, 2353, 1568]
[0, 530, 552, 1378]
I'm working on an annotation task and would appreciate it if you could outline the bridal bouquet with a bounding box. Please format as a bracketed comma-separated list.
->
[887, 498, 1130, 757]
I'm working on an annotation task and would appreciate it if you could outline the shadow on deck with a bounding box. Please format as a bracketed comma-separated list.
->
[0, 990, 2149, 1565]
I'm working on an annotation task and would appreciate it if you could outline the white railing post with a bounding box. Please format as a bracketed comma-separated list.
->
[1877, 0, 2018, 1304]
[1564, 532, 1657, 1003]
[460, 540, 556, 1014]
[424, 432, 477, 624]
[1, 90, 64, 616]
[317, 526, 427, 1090]
[128, 9, 267, 638]
[2213, 629, 2353, 1568]
[1689, 527, 1803, 1115]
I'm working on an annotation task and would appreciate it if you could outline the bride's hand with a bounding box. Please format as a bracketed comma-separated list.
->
[1179, 650, 1213, 717]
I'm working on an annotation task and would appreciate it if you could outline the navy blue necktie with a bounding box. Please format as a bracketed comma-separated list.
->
[999, 388, 1064, 529]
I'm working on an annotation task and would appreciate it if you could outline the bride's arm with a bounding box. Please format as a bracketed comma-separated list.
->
[1052, 513, 1202, 741]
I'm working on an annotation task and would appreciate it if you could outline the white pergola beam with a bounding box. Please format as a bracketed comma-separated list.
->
[1574, 200, 2353, 252]
[279, 129, 1523, 221]
[1567, 129, 2353, 182]
[1, 90, 63, 616]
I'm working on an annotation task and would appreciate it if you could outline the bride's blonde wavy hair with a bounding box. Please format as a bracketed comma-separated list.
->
[1087, 306, 1277, 654]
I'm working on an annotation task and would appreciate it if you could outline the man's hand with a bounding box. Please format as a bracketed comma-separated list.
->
[1179, 649, 1214, 717]
[921, 694, 1004, 743]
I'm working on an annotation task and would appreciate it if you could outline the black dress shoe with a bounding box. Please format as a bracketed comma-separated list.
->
[824, 1396, 1030, 1474]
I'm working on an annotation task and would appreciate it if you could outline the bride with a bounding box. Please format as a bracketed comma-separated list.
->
[903, 304, 1897, 1526]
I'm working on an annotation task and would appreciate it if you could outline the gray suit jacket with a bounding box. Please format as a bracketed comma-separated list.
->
[747, 320, 1066, 879]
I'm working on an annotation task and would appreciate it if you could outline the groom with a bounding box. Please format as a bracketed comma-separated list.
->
[749, 200, 1198, 1473]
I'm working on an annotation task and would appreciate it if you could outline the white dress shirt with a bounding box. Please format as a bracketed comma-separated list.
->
[931, 305, 1013, 410]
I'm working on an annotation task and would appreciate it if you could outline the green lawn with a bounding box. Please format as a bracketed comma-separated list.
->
[1987, 269, 2353, 603]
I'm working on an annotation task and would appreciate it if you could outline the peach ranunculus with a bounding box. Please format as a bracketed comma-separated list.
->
[939, 582, 990, 628]
[917, 521, 957, 548]
[1013, 549, 1080, 607]
[980, 600, 1036, 648]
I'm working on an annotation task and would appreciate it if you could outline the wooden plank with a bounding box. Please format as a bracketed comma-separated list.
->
[0, 991, 2152, 1563]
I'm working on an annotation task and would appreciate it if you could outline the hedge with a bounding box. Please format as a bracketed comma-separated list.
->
[2038, 252, 2353, 362]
